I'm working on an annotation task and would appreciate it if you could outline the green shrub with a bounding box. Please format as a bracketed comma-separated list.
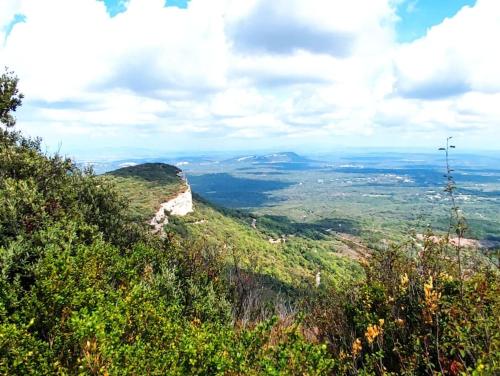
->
[304, 237, 500, 375]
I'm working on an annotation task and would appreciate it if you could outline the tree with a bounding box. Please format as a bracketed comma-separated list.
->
[0, 68, 24, 128]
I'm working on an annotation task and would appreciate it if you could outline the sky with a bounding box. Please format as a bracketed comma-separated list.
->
[1, 0, 499, 159]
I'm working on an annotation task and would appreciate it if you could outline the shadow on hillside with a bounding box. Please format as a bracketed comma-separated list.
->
[230, 267, 304, 298]
[256, 215, 361, 239]
[188, 173, 293, 208]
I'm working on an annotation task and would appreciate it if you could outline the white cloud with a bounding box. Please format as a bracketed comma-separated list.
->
[2, 0, 229, 100]
[210, 88, 265, 118]
[384, 0, 500, 146]
[228, 0, 395, 56]
[0, 0, 498, 153]
[395, 0, 500, 98]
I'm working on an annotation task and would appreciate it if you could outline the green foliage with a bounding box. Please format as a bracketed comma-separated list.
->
[0, 68, 24, 128]
[168, 195, 363, 290]
[0, 322, 52, 374]
[304, 236, 500, 375]
[0, 132, 136, 248]
[105, 163, 186, 221]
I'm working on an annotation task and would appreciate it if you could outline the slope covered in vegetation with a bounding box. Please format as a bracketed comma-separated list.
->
[106, 162, 363, 290]
[172, 196, 364, 288]
[105, 163, 187, 221]
[0, 125, 334, 375]
[1, 71, 499, 375]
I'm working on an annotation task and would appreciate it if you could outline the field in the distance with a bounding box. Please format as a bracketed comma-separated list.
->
[90, 150, 500, 247]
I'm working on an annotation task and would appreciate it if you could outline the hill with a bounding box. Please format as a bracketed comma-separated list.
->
[1, 130, 336, 374]
[107, 163, 364, 290]
[105, 163, 187, 221]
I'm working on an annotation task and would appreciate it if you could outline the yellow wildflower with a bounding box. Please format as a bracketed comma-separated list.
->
[351, 338, 362, 356]
[364, 323, 383, 344]
[439, 272, 453, 282]
[423, 276, 441, 323]
[400, 273, 409, 290]
[339, 350, 347, 360]
[424, 276, 433, 292]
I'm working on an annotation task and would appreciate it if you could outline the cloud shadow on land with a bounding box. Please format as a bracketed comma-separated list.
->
[256, 215, 361, 239]
[188, 173, 294, 208]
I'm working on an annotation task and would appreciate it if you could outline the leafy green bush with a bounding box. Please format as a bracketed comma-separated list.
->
[304, 236, 500, 375]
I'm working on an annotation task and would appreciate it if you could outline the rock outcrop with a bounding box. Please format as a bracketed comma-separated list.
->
[150, 184, 193, 234]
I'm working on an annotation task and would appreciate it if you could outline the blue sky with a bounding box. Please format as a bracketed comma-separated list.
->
[3, 14, 26, 41]
[100, 0, 477, 42]
[102, 0, 189, 16]
[1, 0, 498, 158]
[395, 0, 476, 42]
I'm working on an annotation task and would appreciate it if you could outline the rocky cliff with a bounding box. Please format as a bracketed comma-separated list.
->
[150, 184, 193, 234]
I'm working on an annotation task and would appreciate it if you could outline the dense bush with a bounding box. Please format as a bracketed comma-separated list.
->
[304, 236, 500, 375]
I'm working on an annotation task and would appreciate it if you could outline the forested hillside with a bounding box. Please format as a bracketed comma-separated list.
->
[105, 163, 186, 221]
[1, 70, 499, 375]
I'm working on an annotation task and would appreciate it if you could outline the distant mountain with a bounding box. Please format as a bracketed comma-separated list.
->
[223, 152, 312, 164]
[81, 152, 317, 174]
[81, 156, 217, 175]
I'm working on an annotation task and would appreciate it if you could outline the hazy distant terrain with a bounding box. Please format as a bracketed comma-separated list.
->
[89, 151, 500, 245]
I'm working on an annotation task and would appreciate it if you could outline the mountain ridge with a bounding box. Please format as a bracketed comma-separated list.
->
[222, 151, 312, 164]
